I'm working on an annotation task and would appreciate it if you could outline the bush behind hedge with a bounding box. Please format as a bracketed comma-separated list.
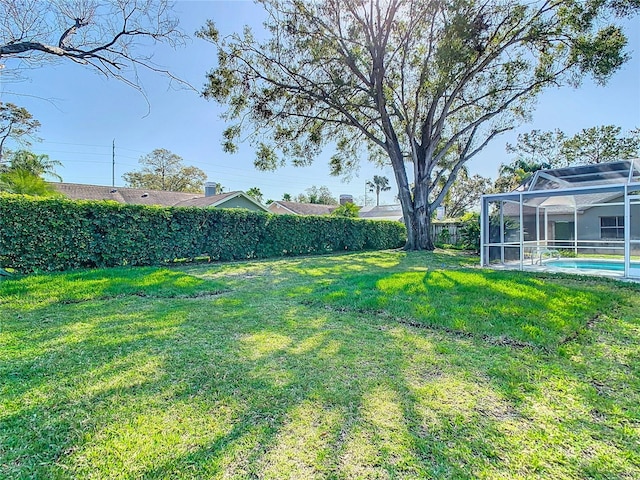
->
[0, 194, 406, 272]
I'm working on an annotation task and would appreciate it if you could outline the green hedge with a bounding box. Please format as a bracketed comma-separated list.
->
[0, 194, 406, 272]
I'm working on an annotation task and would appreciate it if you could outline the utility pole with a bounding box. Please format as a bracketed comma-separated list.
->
[112, 139, 115, 187]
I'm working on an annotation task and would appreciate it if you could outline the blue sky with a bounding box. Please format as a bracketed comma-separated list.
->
[1, 0, 639, 205]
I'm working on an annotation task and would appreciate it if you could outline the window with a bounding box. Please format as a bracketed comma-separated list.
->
[600, 216, 624, 239]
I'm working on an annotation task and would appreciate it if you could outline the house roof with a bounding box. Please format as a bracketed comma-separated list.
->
[174, 191, 269, 211]
[51, 183, 269, 211]
[52, 182, 202, 206]
[358, 205, 403, 221]
[269, 201, 337, 215]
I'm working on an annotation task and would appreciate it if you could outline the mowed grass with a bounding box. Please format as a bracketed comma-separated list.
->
[1, 250, 639, 479]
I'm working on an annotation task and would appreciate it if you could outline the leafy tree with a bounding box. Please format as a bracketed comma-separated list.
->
[282, 193, 292, 201]
[505, 129, 567, 169]
[493, 159, 551, 193]
[294, 185, 337, 205]
[0, 169, 60, 197]
[246, 187, 264, 203]
[200, 0, 637, 250]
[3, 150, 62, 181]
[0, 103, 41, 162]
[331, 202, 361, 218]
[0, 0, 188, 92]
[458, 213, 481, 252]
[442, 170, 492, 218]
[562, 125, 640, 165]
[504, 125, 639, 170]
[123, 149, 207, 193]
[366, 175, 392, 206]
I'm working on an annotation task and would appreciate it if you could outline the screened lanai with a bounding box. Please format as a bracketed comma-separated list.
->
[480, 159, 640, 280]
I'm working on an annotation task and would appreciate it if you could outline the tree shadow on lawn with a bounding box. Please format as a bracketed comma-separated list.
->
[289, 267, 625, 351]
[3, 291, 639, 479]
[181, 249, 630, 351]
[0, 266, 227, 311]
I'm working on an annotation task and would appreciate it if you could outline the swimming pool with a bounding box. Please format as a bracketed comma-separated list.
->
[545, 259, 640, 272]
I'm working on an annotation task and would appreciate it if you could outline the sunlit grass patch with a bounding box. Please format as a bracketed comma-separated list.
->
[1, 250, 639, 479]
[306, 268, 616, 349]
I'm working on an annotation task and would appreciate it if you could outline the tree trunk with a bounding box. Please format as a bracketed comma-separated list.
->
[404, 208, 435, 250]
[403, 174, 435, 251]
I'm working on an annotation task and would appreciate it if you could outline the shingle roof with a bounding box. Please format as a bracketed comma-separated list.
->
[52, 182, 202, 206]
[269, 201, 338, 215]
[173, 191, 239, 207]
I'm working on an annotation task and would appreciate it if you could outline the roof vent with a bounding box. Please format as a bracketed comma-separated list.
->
[141, 193, 149, 198]
[110, 189, 117, 193]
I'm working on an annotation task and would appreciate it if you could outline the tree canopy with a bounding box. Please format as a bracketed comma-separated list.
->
[201, 0, 638, 249]
[0, 0, 188, 93]
[0, 169, 60, 197]
[331, 202, 361, 218]
[0, 103, 41, 162]
[294, 185, 337, 205]
[562, 125, 640, 165]
[246, 187, 264, 203]
[442, 170, 492, 218]
[2, 150, 63, 182]
[123, 149, 207, 193]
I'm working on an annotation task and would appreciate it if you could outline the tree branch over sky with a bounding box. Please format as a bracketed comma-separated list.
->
[0, 0, 190, 94]
[200, 0, 638, 250]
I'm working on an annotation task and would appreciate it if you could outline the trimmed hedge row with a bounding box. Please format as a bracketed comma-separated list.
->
[0, 194, 407, 272]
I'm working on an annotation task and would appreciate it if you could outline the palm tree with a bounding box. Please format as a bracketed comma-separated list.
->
[366, 175, 391, 206]
[4, 150, 63, 181]
[0, 169, 61, 196]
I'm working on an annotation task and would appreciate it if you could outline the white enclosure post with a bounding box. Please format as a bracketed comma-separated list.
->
[574, 204, 578, 255]
[519, 193, 524, 270]
[500, 201, 505, 263]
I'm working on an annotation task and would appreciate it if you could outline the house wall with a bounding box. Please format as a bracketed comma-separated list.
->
[268, 203, 292, 215]
[218, 197, 265, 212]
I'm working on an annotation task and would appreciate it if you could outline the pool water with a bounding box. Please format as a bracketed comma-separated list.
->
[545, 259, 640, 271]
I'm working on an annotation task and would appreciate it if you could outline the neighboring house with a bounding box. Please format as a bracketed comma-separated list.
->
[173, 191, 269, 212]
[268, 200, 406, 222]
[358, 204, 403, 222]
[268, 201, 337, 216]
[51, 182, 269, 212]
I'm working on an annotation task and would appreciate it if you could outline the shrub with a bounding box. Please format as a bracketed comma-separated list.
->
[458, 213, 481, 252]
[0, 194, 406, 273]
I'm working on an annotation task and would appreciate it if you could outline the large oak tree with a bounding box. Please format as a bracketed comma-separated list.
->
[200, 0, 637, 249]
[0, 0, 187, 92]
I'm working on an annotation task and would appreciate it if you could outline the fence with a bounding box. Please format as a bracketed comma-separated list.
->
[431, 221, 464, 245]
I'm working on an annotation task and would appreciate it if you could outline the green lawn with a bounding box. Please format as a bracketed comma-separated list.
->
[1, 250, 639, 479]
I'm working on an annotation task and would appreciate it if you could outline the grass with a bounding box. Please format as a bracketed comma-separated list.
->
[1, 250, 639, 479]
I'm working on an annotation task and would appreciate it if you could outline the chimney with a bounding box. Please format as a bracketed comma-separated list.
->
[339, 194, 353, 205]
[204, 182, 218, 197]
